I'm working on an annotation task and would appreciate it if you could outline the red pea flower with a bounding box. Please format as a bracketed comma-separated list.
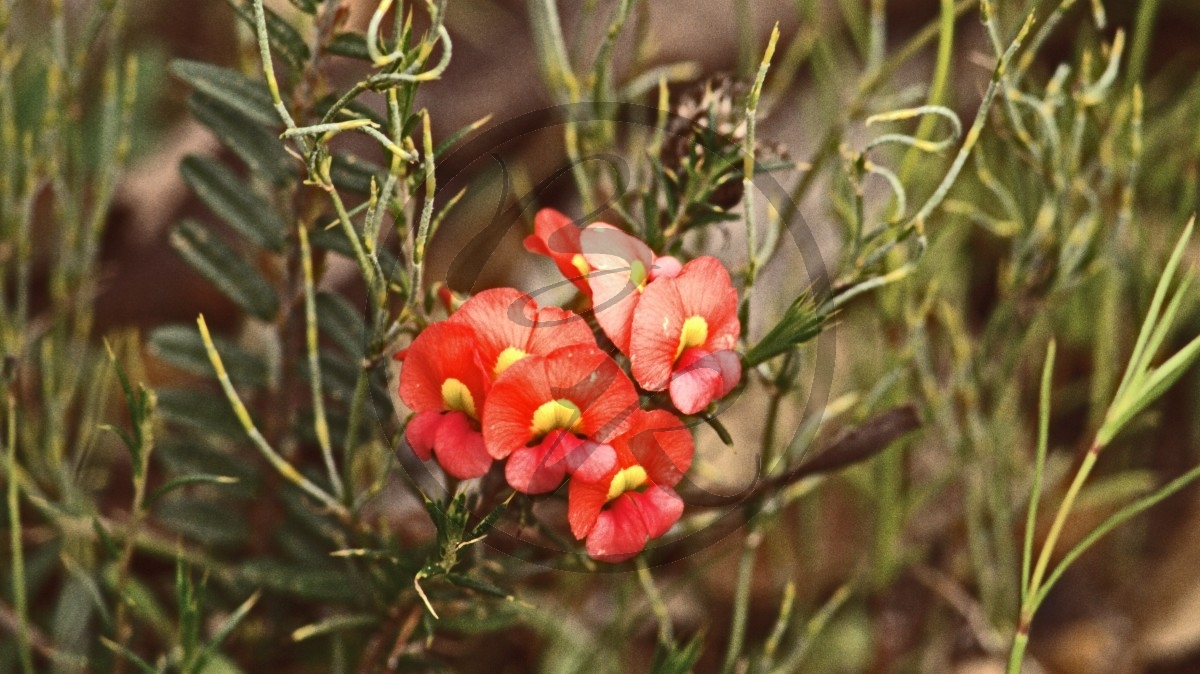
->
[567, 409, 694, 562]
[523, 208, 592, 296]
[630, 256, 741, 415]
[482, 345, 639, 494]
[398, 322, 494, 479]
[581, 224, 681, 353]
[448, 287, 596, 379]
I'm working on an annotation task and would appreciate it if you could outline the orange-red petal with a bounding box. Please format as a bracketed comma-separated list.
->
[615, 409, 694, 487]
[668, 348, 741, 415]
[581, 224, 656, 353]
[398, 322, 490, 414]
[448, 287, 594, 378]
[524, 208, 591, 295]
[630, 256, 740, 391]
[482, 345, 639, 459]
[567, 443, 619, 538]
[406, 410, 492, 480]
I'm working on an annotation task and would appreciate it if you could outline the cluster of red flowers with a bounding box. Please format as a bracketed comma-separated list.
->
[396, 208, 741, 562]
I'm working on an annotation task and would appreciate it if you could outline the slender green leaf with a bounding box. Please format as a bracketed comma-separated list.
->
[444, 573, 512, 599]
[434, 114, 492, 159]
[149, 325, 269, 387]
[326, 33, 371, 60]
[145, 475, 240, 508]
[316, 291, 367, 357]
[292, 614, 379, 642]
[650, 632, 705, 674]
[100, 638, 162, 674]
[745, 294, 825, 366]
[330, 152, 387, 194]
[180, 155, 287, 251]
[156, 388, 246, 438]
[194, 591, 261, 673]
[170, 219, 280, 320]
[238, 561, 360, 602]
[170, 60, 277, 127]
[1115, 217, 1194, 401]
[1100, 334, 1200, 445]
[188, 93, 294, 184]
[288, 0, 318, 14]
[227, 0, 310, 71]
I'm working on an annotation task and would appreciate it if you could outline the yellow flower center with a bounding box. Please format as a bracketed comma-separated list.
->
[606, 465, 648, 501]
[570, 254, 590, 279]
[629, 259, 649, 291]
[530, 399, 582, 437]
[674, 315, 709, 360]
[440, 378, 477, 419]
[493, 346, 527, 377]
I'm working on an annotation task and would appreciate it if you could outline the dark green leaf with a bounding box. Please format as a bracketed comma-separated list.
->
[148, 324, 269, 387]
[170, 219, 280, 320]
[170, 60, 277, 127]
[325, 32, 371, 60]
[313, 94, 388, 127]
[316, 291, 367, 357]
[100, 638, 161, 674]
[104, 341, 145, 463]
[445, 573, 511, 599]
[194, 591, 260, 673]
[468, 497, 510, 540]
[158, 498, 251, 548]
[434, 115, 492, 159]
[92, 518, 121, 561]
[745, 294, 826, 366]
[188, 92, 294, 185]
[156, 438, 260, 494]
[177, 559, 202, 662]
[227, 0, 310, 71]
[180, 155, 287, 251]
[156, 388, 245, 438]
[650, 632, 705, 674]
[288, 0, 318, 13]
[329, 152, 387, 194]
[238, 560, 360, 602]
[145, 475, 240, 508]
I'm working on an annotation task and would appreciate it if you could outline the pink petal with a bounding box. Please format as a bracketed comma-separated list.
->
[405, 411, 443, 461]
[668, 349, 725, 415]
[650, 255, 682, 281]
[628, 275, 685, 391]
[622, 409, 694, 487]
[505, 435, 569, 494]
[584, 496, 650, 563]
[672, 257, 740, 351]
[432, 412, 493, 479]
[712, 349, 742, 398]
[581, 225, 656, 354]
[541, 431, 596, 474]
[629, 486, 683, 539]
[566, 444, 618, 539]
[571, 442, 619, 483]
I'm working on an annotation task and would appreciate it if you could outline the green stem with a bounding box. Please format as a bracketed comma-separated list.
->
[5, 394, 33, 674]
[720, 529, 762, 674]
[197, 315, 350, 524]
[635, 558, 673, 645]
[1008, 443, 1099, 673]
[299, 225, 346, 501]
[248, 0, 307, 153]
